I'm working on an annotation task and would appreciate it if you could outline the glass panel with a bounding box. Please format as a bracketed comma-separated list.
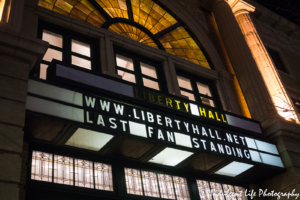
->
[43, 48, 62, 62]
[209, 182, 225, 200]
[180, 90, 195, 101]
[42, 30, 63, 48]
[40, 64, 48, 80]
[255, 140, 279, 155]
[74, 159, 94, 188]
[53, 155, 73, 185]
[94, 162, 113, 191]
[177, 76, 193, 90]
[173, 176, 190, 200]
[141, 171, 160, 198]
[143, 78, 160, 90]
[222, 184, 236, 200]
[159, 27, 210, 69]
[72, 40, 90, 57]
[116, 55, 134, 71]
[72, 55, 91, 70]
[124, 168, 143, 195]
[197, 83, 212, 97]
[197, 180, 212, 200]
[200, 97, 215, 107]
[118, 70, 136, 83]
[157, 173, 176, 199]
[95, 0, 128, 19]
[130, 0, 177, 34]
[141, 63, 157, 78]
[234, 186, 247, 200]
[31, 151, 53, 182]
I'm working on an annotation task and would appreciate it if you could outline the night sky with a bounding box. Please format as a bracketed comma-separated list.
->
[254, 0, 300, 26]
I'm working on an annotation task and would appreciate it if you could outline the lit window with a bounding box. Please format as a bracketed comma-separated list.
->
[173, 176, 190, 200]
[142, 170, 160, 198]
[177, 72, 219, 108]
[197, 180, 212, 200]
[37, 22, 96, 79]
[115, 52, 162, 91]
[197, 179, 247, 200]
[74, 159, 94, 188]
[124, 168, 143, 195]
[157, 173, 176, 199]
[125, 167, 190, 200]
[0, 0, 11, 23]
[222, 184, 236, 200]
[209, 182, 225, 200]
[53, 155, 73, 185]
[31, 151, 53, 182]
[94, 162, 113, 191]
[234, 186, 247, 200]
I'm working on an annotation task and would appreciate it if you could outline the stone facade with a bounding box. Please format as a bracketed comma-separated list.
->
[0, 0, 300, 199]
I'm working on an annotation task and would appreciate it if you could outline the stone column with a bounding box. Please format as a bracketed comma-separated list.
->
[0, 1, 48, 200]
[232, 2, 298, 121]
[209, 0, 278, 126]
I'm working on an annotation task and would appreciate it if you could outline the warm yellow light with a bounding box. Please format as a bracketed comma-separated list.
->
[236, 12, 298, 121]
[0, 0, 6, 21]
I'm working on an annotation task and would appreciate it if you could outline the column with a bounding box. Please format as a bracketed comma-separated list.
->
[210, 0, 278, 125]
[232, 2, 298, 121]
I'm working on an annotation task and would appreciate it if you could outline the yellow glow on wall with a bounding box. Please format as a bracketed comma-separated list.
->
[236, 12, 298, 121]
[0, 0, 11, 23]
[0, 0, 5, 21]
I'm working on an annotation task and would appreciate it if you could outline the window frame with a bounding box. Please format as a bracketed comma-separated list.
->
[33, 20, 100, 79]
[114, 47, 167, 93]
[176, 70, 222, 109]
[266, 46, 289, 74]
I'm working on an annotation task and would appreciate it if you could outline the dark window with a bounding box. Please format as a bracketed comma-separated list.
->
[176, 71, 221, 108]
[115, 49, 165, 92]
[36, 22, 98, 79]
[266, 47, 288, 73]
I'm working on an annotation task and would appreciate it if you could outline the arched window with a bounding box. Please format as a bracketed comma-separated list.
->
[38, 0, 211, 69]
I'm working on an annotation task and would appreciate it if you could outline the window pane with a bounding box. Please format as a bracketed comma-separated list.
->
[142, 171, 160, 198]
[124, 168, 143, 195]
[180, 90, 195, 101]
[116, 54, 134, 71]
[42, 30, 63, 48]
[143, 78, 160, 90]
[94, 163, 113, 191]
[53, 155, 73, 185]
[72, 39, 90, 57]
[197, 180, 212, 200]
[72, 55, 91, 70]
[40, 64, 48, 80]
[74, 159, 94, 188]
[234, 186, 247, 200]
[158, 173, 176, 199]
[43, 48, 62, 62]
[200, 97, 215, 107]
[209, 182, 225, 200]
[173, 176, 190, 200]
[141, 62, 157, 78]
[31, 151, 53, 182]
[118, 70, 136, 83]
[177, 76, 192, 91]
[222, 184, 236, 200]
[197, 82, 212, 97]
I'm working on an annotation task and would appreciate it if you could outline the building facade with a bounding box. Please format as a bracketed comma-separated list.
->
[0, 0, 300, 199]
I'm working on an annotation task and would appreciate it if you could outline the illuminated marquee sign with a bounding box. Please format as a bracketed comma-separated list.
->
[133, 87, 228, 123]
[26, 79, 284, 168]
[83, 95, 281, 166]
